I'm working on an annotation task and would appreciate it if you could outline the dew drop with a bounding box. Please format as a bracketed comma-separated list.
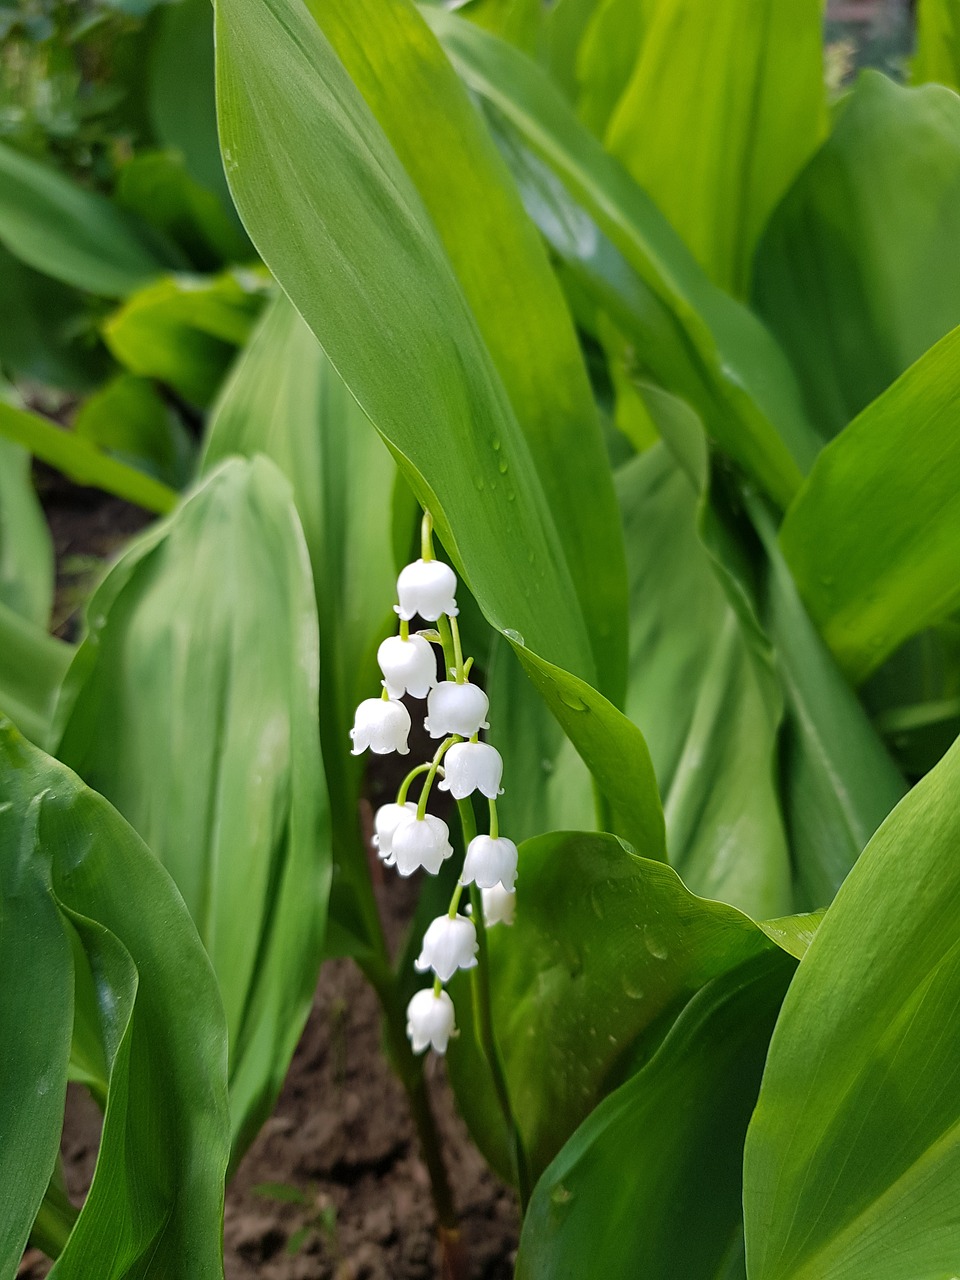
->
[475, 476, 485, 492]
[559, 688, 588, 712]
[621, 974, 645, 1001]
[643, 928, 668, 961]
[551, 1185, 573, 1207]
[491, 437, 502, 451]
[498, 457, 509, 474]
[503, 628, 525, 646]
[589, 886, 606, 920]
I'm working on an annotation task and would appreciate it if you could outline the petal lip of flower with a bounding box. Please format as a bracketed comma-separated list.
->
[378, 633, 438, 700]
[406, 987, 457, 1054]
[395, 559, 459, 622]
[349, 697, 411, 756]
[424, 681, 490, 739]
[414, 914, 478, 982]
[438, 741, 503, 800]
[481, 884, 516, 927]
[373, 801, 417, 864]
[461, 834, 519, 891]
[391, 814, 454, 876]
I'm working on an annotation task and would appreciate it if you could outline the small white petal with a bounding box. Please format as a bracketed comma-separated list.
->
[438, 742, 503, 800]
[415, 914, 478, 982]
[391, 814, 454, 877]
[349, 698, 410, 756]
[406, 987, 457, 1054]
[377, 633, 437, 700]
[372, 802, 417, 865]
[461, 835, 519, 891]
[423, 682, 490, 739]
[395, 559, 459, 622]
[482, 884, 516, 927]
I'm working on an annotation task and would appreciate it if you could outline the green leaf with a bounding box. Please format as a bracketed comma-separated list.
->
[0, 599, 72, 748]
[779, 324, 960, 684]
[913, 0, 960, 91]
[604, 0, 825, 296]
[753, 71, 960, 438]
[574, 0, 648, 136]
[74, 373, 195, 489]
[447, 832, 779, 1182]
[0, 434, 53, 626]
[428, 9, 820, 508]
[0, 401, 178, 514]
[516, 952, 794, 1280]
[103, 270, 266, 407]
[0, 719, 230, 1277]
[300, 0, 627, 700]
[215, 0, 664, 855]
[0, 142, 174, 298]
[55, 457, 330, 1161]
[743, 733, 960, 1280]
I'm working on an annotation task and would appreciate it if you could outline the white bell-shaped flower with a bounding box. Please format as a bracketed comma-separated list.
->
[372, 801, 417, 865]
[395, 559, 458, 621]
[415, 913, 478, 982]
[461, 834, 518, 891]
[406, 987, 457, 1055]
[350, 698, 410, 756]
[378, 633, 437, 700]
[438, 741, 503, 800]
[424, 681, 489, 739]
[481, 884, 516, 927]
[391, 814, 454, 877]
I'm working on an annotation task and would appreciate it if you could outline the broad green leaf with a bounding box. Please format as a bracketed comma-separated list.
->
[301, 0, 627, 699]
[0, 435, 53, 626]
[575, 0, 648, 137]
[605, 0, 825, 296]
[74, 373, 195, 489]
[913, 0, 960, 91]
[55, 457, 329, 1158]
[0, 401, 178, 514]
[103, 270, 266, 407]
[780, 325, 960, 683]
[516, 952, 794, 1280]
[202, 293, 396, 955]
[429, 9, 819, 507]
[743, 733, 960, 1280]
[541, 0, 600, 104]
[0, 719, 229, 1277]
[215, 0, 664, 856]
[0, 142, 174, 298]
[461, 0, 543, 52]
[447, 832, 779, 1182]
[0, 600, 72, 748]
[754, 71, 960, 438]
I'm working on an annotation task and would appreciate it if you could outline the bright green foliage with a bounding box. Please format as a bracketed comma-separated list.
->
[0, 436, 53, 626]
[744, 734, 960, 1279]
[913, 0, 960, 91]
[55, 458, 330, 1158]
[781, 325, 960, 684]
[0, 720, 230, 1277]
[0, 600, 72, 748]
[605, 0, 826, 296]
[517, 953, 794, 1280]
[754, 72, 960, 437]
[575, 0, 648, 136]
[74, 373, 194, 488]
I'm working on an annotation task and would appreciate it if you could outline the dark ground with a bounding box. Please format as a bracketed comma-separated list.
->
[17, 475, 519, 1280]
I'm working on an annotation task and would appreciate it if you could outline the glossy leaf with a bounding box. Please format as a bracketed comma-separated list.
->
[913, 0, 960, 91]
[744, 733, 960, 1280]
[301, 0, 627, 699]
[215, 0, 665, 856]
[55, 457, 330, 1158]
[0, 401, 178, 514]
[103, 271, 266, 407]
[780, 325, 960, 684]
[0, 719, 229, 1277]
[429, 9, 820, 508]
[754, 71, 960, 437]
[517, 952, 794, 1280]
[0, 600, 72, 748]
[605, 0, 825, 296]
[0, 435, 53, 626]
[447, 832, 779, 1182]
[0, 142, 174, 298]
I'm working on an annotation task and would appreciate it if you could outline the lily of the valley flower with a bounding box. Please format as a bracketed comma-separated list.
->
[424, 681, 490, 739]
[378, 633, 437, 700]
[350, 697, 411, 756]
[461, 834, 519, 892]
[372, 801, 417, 865]
[481, 884, 516, 927]
[415, 914, 478, 982]
[406, 987, 457, 1054]
[438, 741, 503, 800]
[395, 559, 459, 621]
[391, 814, 454, 877]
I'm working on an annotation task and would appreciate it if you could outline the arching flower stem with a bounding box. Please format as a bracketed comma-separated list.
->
[396, 761, 433, 806]
[421, 510, 434, 562]
[416, 735, 460, 820]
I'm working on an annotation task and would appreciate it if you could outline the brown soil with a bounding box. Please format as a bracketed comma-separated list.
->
[18, 478, 519, 1280]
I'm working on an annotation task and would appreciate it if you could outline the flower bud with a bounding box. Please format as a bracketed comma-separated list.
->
[438, 741, 503, 800]
[372, 801, 417, 865]
[481, 884, 516, 927]
[377, 633, 437, 700]
[391, 814, 454, 876]
[406, 987, 457, 1055]
[350, 698, 410, 756]
[461, 834, 518, 891]
[424, 681, 489, 739]
[395, 559, 458, 622]
[415, 913, 478, 982]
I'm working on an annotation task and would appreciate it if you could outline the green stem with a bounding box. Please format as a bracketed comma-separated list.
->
[417, 736, 458, 819]
[449, 615, 465, 683]
[488, 798, 499, 840]
[421, 510, 435, 562]
[455, 799, 531, 1209]
[29, 1163, 77, 1259]
[399, 618, 409, 640]
[436, 613, 457, 679]
[397, 762, 432, 805]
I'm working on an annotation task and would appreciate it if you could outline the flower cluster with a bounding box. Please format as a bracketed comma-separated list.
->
[350, 514, 517, 1055]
